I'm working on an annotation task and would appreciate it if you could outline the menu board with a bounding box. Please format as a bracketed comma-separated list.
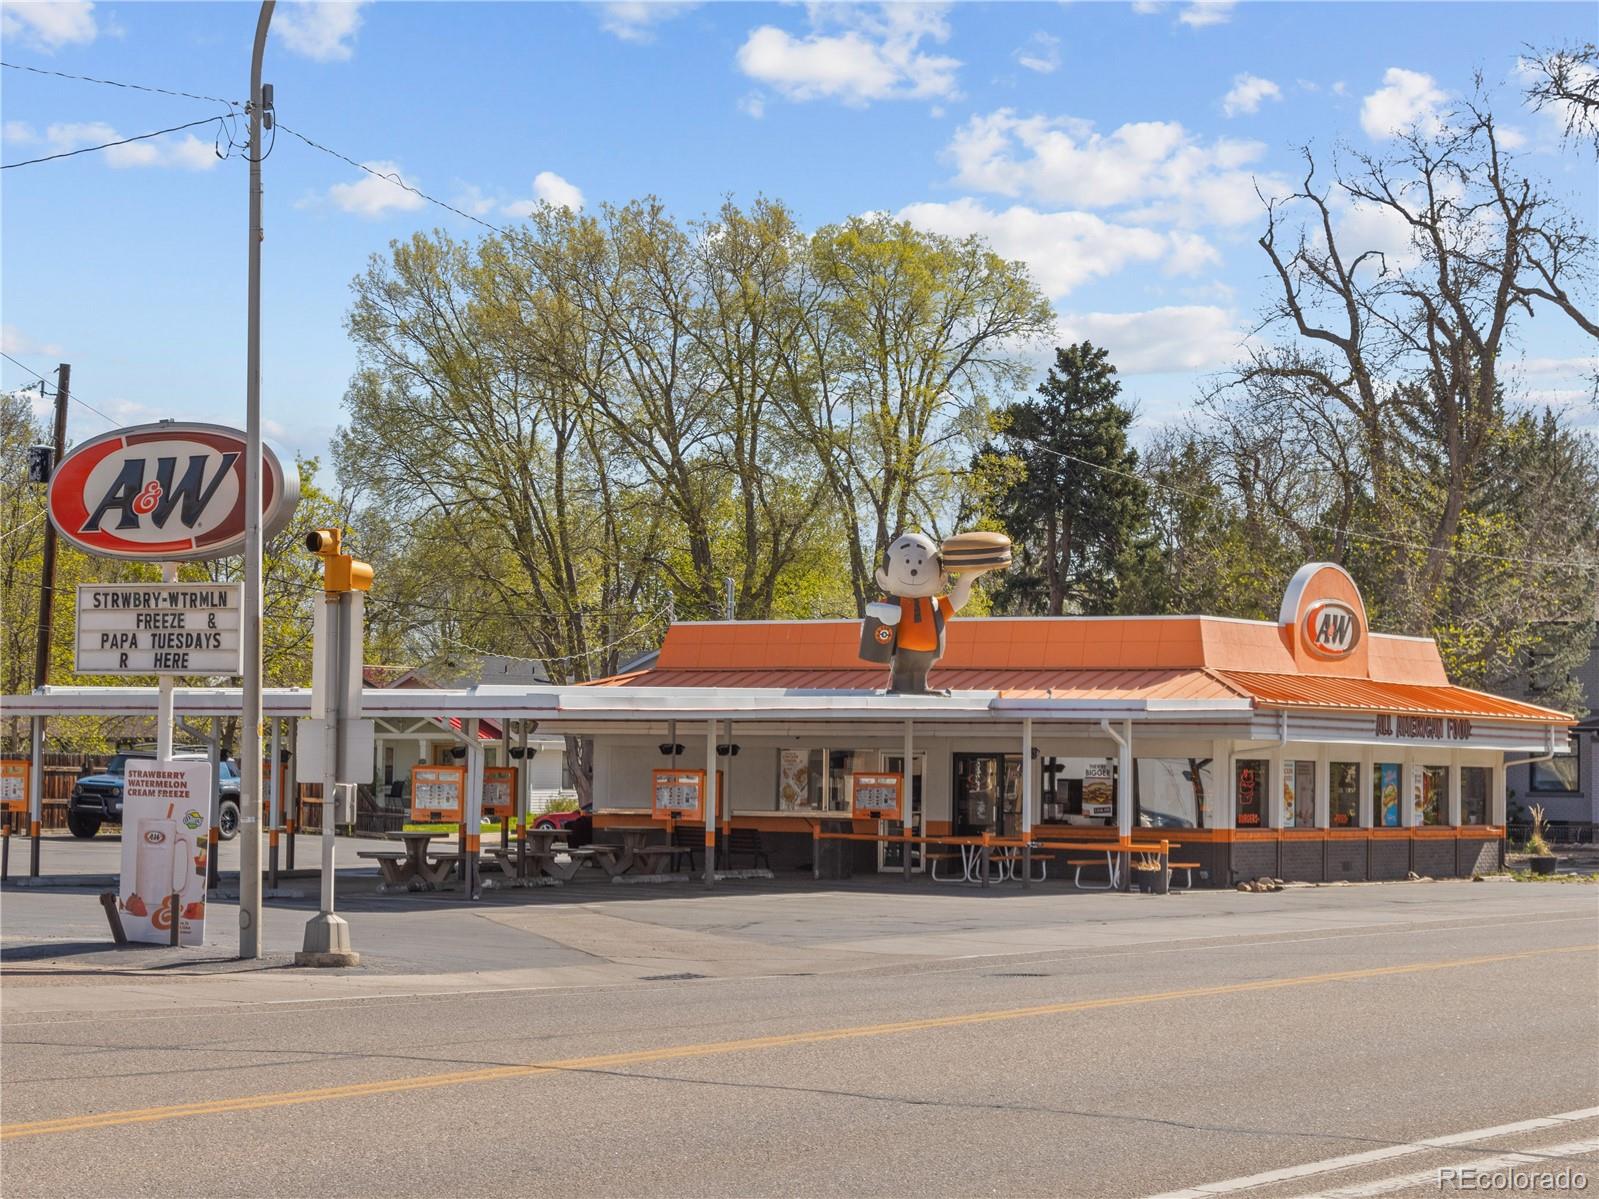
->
[410, 765, 466, 822]
[653, 770, 704, 821]
[483, 766, 517, 820]
[851, 772, 902, 820]
[0, 760, 28, 813]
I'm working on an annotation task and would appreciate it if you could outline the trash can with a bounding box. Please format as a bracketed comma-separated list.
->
[814, 819, 855, 880]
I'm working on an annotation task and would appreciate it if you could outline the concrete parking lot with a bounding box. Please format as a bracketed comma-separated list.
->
[3, 837, 1596, 1197]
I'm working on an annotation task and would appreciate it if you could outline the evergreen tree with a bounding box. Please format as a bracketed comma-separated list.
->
[973, 342, 1147, 615]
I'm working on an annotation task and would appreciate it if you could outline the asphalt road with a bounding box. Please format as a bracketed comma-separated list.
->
[2, 881, 1596, 1197]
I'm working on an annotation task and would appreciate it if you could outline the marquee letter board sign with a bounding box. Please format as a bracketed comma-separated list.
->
[410, 765, 466, 823]
[652, 770, 704, 822]
[0, 760, 28, 813]
[482, 766, 517, 820]
[851, 772, 903, 821]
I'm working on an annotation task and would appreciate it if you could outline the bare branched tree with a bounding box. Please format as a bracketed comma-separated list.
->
[1522, 41, 1599, 157]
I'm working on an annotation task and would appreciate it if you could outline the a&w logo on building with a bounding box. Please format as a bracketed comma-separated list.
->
[1302, 599, 1361, 658]
[46, 421, 299, 561]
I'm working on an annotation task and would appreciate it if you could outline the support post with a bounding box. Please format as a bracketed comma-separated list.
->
[239, 0, 276, 960]
[1022, 717, 1034, 890]
[517, 720, 529, 881]
[296, 586, 357, 966]
[268, 718, 281, 890]
[704, 720, 717, 887]
[27, 719, 42, 876]
[1118, 718, 1134, 892]
[464, 718, 483, 900]
[903, 719, 913, 883]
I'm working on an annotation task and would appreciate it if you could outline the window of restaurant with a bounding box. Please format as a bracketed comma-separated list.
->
[1235, 759, 1267, 828]
[1529, 753, 1580, 794]
[1417, 765, 1448, 825]
[1282, 760, 1315, 828]
[1373, 763, 1402, 827]
[1460, 766, 1491, 825]
[775, 749, 879, 814]
[1134, 758, 1212, 828]
[1330, 762, 1360, 827]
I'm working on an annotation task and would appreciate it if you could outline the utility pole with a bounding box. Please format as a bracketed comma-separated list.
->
[28, 364, 68, 878]
[240, 0, 276, 959]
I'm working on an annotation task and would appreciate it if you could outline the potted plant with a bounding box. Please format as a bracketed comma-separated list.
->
[1131, 854, 1168, 894]
[1524, 804, 1557, 875]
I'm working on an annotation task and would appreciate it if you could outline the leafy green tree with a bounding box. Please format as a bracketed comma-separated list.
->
[972, 342, 1146, 615]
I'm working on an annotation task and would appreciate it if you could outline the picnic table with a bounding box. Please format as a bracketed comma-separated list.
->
[357, 831, 458, 890]
[593, 824, 694, 878]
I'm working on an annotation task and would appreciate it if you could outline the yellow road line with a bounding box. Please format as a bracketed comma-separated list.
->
[3, 944, 1591, 1141]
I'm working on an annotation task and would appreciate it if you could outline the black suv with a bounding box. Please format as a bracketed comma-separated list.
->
[68, 753, 242, 840]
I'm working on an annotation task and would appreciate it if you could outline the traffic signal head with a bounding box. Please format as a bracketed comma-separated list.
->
[303, 527, 371, 593]
[304, 528, 342, 555]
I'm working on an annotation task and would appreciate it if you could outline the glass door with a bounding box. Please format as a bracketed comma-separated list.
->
[878, 753, 924, 871]
[954, 754, 1021, 838]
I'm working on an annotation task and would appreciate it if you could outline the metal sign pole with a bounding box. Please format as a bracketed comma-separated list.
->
[239, 0, 275, 960]
[157, 563, 177, 760]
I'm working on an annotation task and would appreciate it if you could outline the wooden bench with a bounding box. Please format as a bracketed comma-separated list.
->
[585, 843, 629, 878]
[357, 849, 456, 889]
[726, 828, 770, 871]
[670, 826, 702, 873]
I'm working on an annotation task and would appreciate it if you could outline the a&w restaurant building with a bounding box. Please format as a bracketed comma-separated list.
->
[13, 564, 1571, 889]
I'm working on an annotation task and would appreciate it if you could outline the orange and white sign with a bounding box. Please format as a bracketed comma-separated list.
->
[851, 772, 903, 821]
[652, 770, 704, 821]
[411, 765, 465, 822]
[1302, 599, 1361, 659]
[1278, 562, 1369, 674]
[483, 766, 517, 820]
[0, 760, 28, 813]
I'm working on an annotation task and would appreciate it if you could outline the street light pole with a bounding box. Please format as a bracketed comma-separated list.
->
[240, 0, 276, 960]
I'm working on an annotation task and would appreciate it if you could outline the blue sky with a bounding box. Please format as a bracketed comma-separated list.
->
[3, 0, 1595, 475]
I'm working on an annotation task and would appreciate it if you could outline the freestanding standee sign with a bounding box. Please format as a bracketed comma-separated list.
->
[43, 419, 298, 940]
[119, 759, 212, 945]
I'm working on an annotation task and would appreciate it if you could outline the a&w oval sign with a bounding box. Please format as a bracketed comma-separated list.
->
[1302, 599, 1361, 659]
[47, 421, 300, 561]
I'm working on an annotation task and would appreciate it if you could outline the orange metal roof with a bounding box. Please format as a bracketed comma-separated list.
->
[585, 617, 1560, 724]
[590, 666, 1246, 702]
[1216, 671, 1572, 723]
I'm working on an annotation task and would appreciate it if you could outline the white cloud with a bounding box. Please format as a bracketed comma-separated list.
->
[276, 0, 369, 63]
[1360, 67, 1447, 140]
[18, 121, 220, 170]
[736, 4, 959, 106]
[1130, 1, 1165, 13]
[1053, 306, 1244, 374]
[452, 183, 497, 217]
[738, 92, 767, 120]
[1221, 73, 1281, 117]
[1519, 355, 1599, 376]
[1332, 194, 1420, 272]
[326, 160, 425, 218]
[0, 0, 97, 50]
[4, 120, 38, 143]
[503, 171, 585, 217]
[1331, 80, 1348, 97]
[945, 108, 1282, 227]
[1015, 31, 1061, 75]
[1, 324, 63, 359]
[1178, 0, 1235, 28]
[597, 1, 698, 43]
[898, 198, 1217, 298]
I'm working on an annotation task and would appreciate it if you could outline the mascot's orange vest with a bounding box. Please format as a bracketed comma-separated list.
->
[896, 596, 952, 653]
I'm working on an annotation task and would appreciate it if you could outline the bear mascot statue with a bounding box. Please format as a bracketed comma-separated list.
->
[859, 530, 1012, 694]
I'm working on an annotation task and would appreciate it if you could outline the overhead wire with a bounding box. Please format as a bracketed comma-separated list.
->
[0, 112, 236, 170]
[0, 352, 119, 428]
[0, 60, 243, 108]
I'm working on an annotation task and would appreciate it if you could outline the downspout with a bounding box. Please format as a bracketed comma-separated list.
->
[1500, 725, 1560, 850]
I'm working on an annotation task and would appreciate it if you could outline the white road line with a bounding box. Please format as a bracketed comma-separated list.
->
[1280, 1136, 1599, 1198]
[1141, 1107, 1599, 1199]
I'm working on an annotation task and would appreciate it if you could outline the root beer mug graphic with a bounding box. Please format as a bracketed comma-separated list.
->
[119, 760, 212, 946]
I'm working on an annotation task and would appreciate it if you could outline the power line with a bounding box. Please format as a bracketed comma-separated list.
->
[0, 352, 118, 427]
[0, 60, 242, 108]
[275, 122, 508, 235]
[1, 112, 233, 170]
